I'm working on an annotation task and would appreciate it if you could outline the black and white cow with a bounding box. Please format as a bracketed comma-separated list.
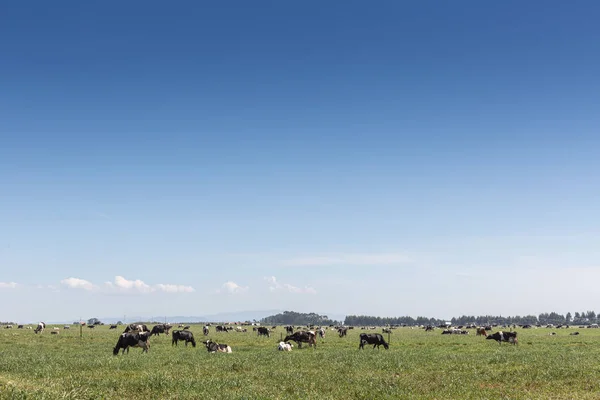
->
[204, 340, 232, 353]
[124, 323, 150, 334]
[34, 322, 46, 334]
[338, 327, 348, 337]
[486, 331, 518, 345]
[171, 330, 196, 347]
[283, 331, 317, 349]
[285, 326, 294, 335]
[318, 328, 325, 338]
[109, 325, 118, 330]
[257, 327, 270, 337]
[216, 325, 228, 333]
[113, 332, 151, 355]
[359, 333, 389, 350]
[203, 326, 209, 336]
[150, 324, 172, 336]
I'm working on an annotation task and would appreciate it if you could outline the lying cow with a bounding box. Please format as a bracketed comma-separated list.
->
[171, 330, 196, 347]
[359, 333, 389, 350]
[278, 341, 293, 351]
[204, 340, 232, 353]
[284, 331, 317, 348]
[113, 332, 151, 355]
[486, 331, 518, 345]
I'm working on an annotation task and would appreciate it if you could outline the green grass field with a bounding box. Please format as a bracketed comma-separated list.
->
[1, 325, 600, 399]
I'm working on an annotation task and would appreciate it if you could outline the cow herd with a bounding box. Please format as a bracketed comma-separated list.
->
[14, 321, 540, 357]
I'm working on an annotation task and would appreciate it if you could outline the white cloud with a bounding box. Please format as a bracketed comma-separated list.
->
[105, 276, 153, 293]
[155, 283, 195, 293]
[0, 282, 18, 289]
[217, 281, 249, 294]
[283, 253, 412, 267]
[61, 277, 95, 291]
[265, 276, 316, 294]
[104, 276, 194, 294]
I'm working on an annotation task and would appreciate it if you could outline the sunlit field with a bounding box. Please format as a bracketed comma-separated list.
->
[1, 324, 600, 399]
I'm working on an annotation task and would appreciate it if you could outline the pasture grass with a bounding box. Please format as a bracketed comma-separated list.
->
[1, 325, 600, 399]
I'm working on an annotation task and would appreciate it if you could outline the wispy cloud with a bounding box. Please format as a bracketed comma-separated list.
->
[0, 282, 18, 289]
[265, 276, 316, 294]
[155, 283, 195, 293]
[217, 281, 249, 294]
[61, 277, 96, 291]
[283, 253, 412, 267]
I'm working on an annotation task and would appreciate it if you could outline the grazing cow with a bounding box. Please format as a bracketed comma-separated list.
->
[124, 324, 150, 334]
[257, 327, 270, 337]
[284, 331, 317, 349]
[63, 325, 70, 330]
[318, 328, 325, 338]
[204, 340, 232, 353]
[113, 332, 151, 355]
[216, 325, 228, 333]
[203, 326, 209, 336]
[285, 326, 294, 335]
[486, 331, 518, 345]
[34, 322, 45, 334]
[87, 325, 95, 329]
[51, 331, 59, 335]
[359, 333, 389, 350]
[424, 326, 434, 332]
[4, 325, 12, 329]
[109, 325, 118, 330]
[476, 328, 487, 337]
[150, 324, 172, 336]
[382, 328, 392, 334]
[338, 327, 348, 337]
[570, 332, 580, 336]
[17, 325, 23, 329]
[278, 341, 293, 351]
[171, 330, 196, 347]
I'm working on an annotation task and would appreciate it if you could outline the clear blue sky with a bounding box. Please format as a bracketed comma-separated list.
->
[1, 1, 599, 322]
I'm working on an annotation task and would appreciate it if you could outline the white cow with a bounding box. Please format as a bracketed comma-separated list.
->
[278, 341, 293, 351]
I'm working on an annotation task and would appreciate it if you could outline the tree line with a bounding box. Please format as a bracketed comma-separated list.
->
[260, 311, 340, 326]
[344, 311, 600, 326]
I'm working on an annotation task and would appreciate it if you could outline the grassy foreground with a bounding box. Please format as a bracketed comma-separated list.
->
[1, 325, 600, 399]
